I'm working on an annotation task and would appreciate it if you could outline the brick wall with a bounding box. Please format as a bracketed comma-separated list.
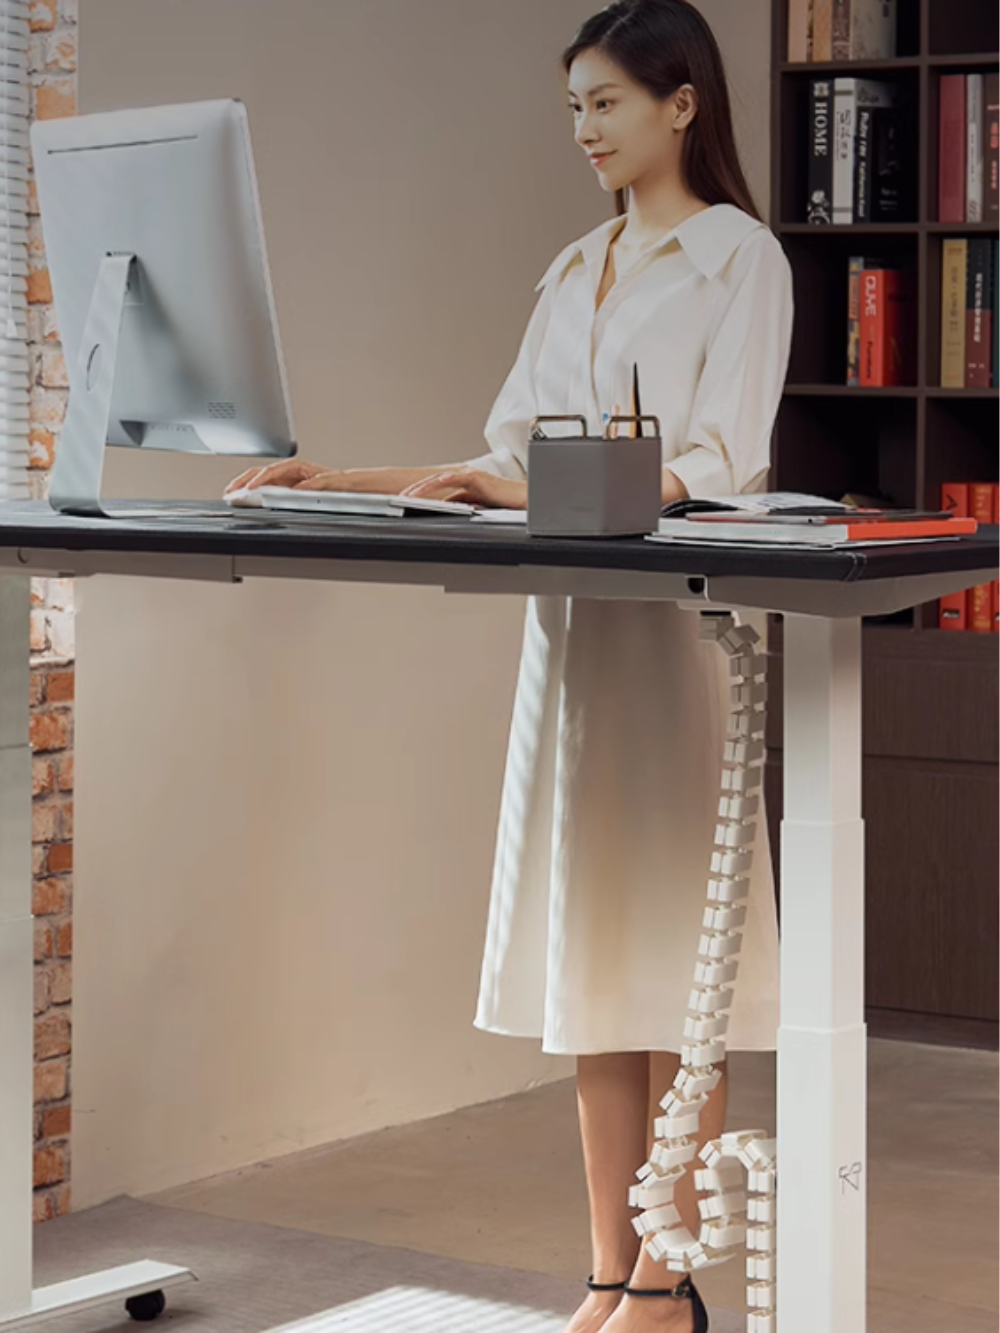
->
[27, 0, 78, 1223]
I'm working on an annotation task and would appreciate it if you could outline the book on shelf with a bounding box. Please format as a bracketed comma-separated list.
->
[938, 483, 999, 632]
[967, 73, 985, 224]
[938, 483, 970, 628]
[941, 238, 968, 387]
[788, 0, 811, 62]
[965, 238, 994, 388]
[813, 0, 832, 62]
[939, 75, 967, 223]
[788, 0, 896, 61]
[856, 102, 906, 219]
[860, 267, 913, 385]
[832, 78, 894, 223]
[967, 481, 995, 629]
[808, 79, 834, 222]
[846, 254, 866, 383]
[987, 73, 999, 223]
[844, 259, 913, 385]
[940, 238, 997, 388]
[938, 74, 992, 223]
[832, 0, 896, 61]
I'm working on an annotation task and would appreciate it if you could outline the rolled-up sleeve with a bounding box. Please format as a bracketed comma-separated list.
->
[667, 231, 794, 498]
[463, 278, 558, 481]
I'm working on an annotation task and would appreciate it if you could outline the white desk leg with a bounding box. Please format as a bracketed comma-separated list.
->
[0, 577, 33, 1321]
[0, 577, 195, 1327]
[777, 615, 866, 1333]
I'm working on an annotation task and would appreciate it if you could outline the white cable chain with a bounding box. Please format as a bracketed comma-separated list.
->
[0, 0, 32, 499]
[628, 612, 776, 1333]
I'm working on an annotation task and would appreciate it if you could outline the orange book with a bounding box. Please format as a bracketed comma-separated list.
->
[970, 482, 994, 524]
[993, 484, 999, 633]
[859, 269, 912, 386]
[969, 581, 993, 632]
[967, 483, 995, 631]
[938, 482, 969, 629]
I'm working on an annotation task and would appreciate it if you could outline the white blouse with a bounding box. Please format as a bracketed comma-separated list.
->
[469, 202, 793, 496]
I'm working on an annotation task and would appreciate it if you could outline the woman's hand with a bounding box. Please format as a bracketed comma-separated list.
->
[224, 459, 325, 494]
[400, 469, 527, 509]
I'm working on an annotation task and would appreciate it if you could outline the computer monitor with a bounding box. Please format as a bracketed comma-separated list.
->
[31, 99, 296, 517]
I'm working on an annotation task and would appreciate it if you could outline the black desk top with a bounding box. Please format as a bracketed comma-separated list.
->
[0, 501, 996, 585]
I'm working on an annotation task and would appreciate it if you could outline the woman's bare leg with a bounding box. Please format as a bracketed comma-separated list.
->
[598, 1055, 728, 1330]
[564, 1051, 729, 1332]
[627, 1053, 728, 1290]
[562, 1053, 649, 1333]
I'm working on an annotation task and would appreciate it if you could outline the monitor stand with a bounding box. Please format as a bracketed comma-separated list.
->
[48, 253, 135, 519]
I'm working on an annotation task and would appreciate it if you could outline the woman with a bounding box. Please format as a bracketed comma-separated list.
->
[227, 3, 792, 1329]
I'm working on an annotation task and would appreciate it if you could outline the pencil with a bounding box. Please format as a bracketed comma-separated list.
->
[632, 363, 642, 437]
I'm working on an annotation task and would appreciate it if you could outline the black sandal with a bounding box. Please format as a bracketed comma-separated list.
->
[624, 1273, 709, 1331]
[586, 1274, 628, 1293]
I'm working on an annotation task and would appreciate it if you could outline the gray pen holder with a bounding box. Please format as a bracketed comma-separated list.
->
[526, 414, 662, 537]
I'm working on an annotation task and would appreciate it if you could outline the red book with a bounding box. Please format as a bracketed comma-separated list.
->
[859, 269, 912, 386]
[939, 75, 967, 223]
[967, 484, 995, 631]
[970, 483, 994, 525]
[969, 581, 993, 632]
[995, 483, 999, 633]
[938, 482, 969, 629]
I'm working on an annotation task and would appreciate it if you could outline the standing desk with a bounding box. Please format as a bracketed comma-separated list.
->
[0, 500, 996, 1333]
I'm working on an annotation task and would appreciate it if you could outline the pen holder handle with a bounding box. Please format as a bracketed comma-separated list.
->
[605, 414, 661, 439]
[529, 414, 588, 439]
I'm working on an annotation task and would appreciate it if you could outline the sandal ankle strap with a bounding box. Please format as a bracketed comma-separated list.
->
[586, 1274, 628, 1292]
[624, 1273, 694, 1299]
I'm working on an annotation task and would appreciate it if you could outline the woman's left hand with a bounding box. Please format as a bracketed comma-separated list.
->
[400, 469, 527, 509]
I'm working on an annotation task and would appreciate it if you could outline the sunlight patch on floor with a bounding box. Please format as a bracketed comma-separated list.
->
[267, 1284, 565, 1332]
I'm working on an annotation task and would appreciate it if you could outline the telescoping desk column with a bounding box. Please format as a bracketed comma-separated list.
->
[0, 502, 995, 1333]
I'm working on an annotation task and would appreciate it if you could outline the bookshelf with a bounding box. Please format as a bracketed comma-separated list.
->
[767, 0, 999, 1046]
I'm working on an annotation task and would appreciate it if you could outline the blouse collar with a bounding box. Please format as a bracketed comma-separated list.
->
[534, 202, 764, 291]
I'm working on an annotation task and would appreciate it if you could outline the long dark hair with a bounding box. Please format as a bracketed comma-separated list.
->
[562, 0, 761, 220]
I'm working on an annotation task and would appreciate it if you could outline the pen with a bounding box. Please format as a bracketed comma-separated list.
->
[632, 363, 642, 438]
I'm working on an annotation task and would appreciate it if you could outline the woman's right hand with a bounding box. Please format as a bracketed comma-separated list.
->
[224, 459, 325, 495]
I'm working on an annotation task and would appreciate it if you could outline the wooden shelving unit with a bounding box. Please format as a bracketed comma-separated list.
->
[766, 0, 999, 1046]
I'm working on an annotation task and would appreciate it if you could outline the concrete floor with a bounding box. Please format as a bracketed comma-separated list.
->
[147, 1040, 999, 1332]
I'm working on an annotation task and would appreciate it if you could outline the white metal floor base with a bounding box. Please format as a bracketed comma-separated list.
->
[0, 1261, 196, 1330]
[1, 577, 195, 1327]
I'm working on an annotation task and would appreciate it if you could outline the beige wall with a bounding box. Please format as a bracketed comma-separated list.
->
[72, 0, 771, 1206]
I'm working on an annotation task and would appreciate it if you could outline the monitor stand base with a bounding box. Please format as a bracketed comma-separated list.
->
[48, 253, 135, 519]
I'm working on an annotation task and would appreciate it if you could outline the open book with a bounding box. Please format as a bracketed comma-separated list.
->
[658, 491, 852, 518]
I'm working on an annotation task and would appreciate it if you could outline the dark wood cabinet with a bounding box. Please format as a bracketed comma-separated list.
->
[767, 0, 999, 1045]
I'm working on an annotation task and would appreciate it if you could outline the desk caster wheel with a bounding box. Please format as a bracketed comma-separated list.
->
[126, 1290, 166, 1321]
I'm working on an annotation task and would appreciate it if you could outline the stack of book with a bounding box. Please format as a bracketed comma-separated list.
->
[938, 73, 999, 224]
[940, 238, 997, 388]
[937, 482, 999, 631]
[788, 0, 897, 63]
[650, 494, 979, 550]
[845, 258, 914, 385]
[808, 77, 911, 224]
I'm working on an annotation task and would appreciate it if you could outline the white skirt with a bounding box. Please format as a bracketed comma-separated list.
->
[474, 595, 780, 1056]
